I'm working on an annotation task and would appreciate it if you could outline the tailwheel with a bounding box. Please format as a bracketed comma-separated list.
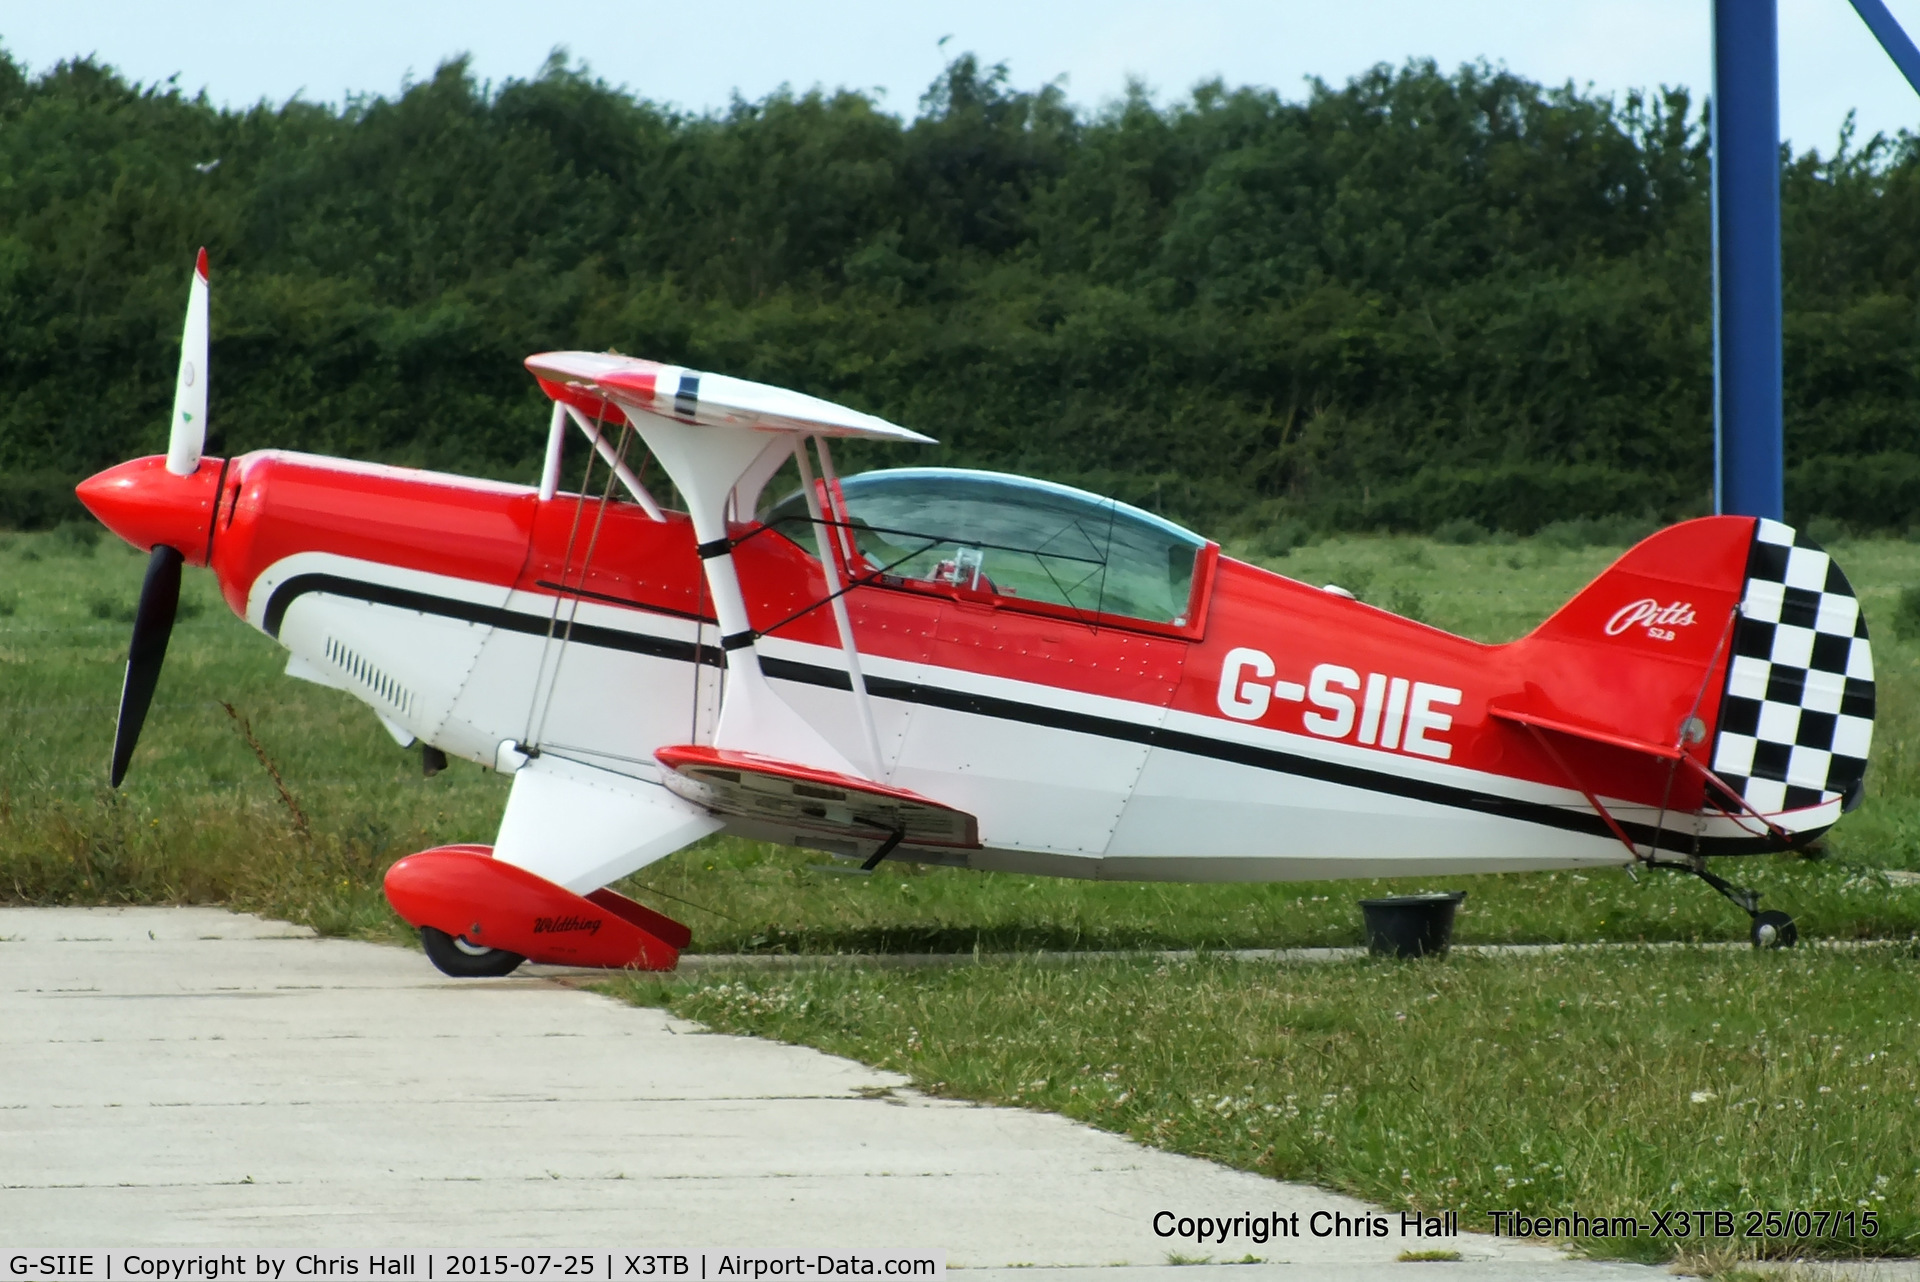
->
[1750, 910, 1798, 950]
[420, 925, 525, 977]
[1653, 859, 1799, 950]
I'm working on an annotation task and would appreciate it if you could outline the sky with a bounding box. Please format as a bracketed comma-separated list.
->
[8, 0, 1920, 153]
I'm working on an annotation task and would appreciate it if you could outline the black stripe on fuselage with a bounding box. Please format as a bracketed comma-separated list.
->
[263, 572, 724, 667]
[261, 572, 1788, 856]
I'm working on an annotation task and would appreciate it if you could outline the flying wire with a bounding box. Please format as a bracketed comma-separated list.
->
[522, 403, 604, 748]
[755, 535, 946, 637]
[621, 879, 739, 922]
[532, 411, 634, 749]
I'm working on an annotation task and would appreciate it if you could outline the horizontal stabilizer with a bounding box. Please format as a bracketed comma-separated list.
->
[656, 744, 979, 850]
[1487, 706, 1685, 761]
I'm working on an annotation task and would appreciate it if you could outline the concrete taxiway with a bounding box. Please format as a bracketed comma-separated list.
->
[0, 907, 1721, 1278]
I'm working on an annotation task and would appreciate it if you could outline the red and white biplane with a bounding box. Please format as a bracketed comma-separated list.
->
[77, 253, 1876, 973]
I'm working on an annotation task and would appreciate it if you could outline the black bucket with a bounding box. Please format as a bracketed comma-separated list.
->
[1359, 892, 1466, 958]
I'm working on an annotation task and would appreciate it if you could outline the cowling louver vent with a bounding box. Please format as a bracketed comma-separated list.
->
[325, 635, 415, 718]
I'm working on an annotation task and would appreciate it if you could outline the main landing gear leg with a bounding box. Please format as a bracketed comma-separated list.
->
[1665, 859, 1797, 949]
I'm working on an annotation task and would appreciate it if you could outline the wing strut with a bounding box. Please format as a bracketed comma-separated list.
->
[562, 402, 666, 521]
[595, 389, 854, 771]
[795, 435, 886, 779]
[539, 402, 567, 501]
[522, 351, 936, 778]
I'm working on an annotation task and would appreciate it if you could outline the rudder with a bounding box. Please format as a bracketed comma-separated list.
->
[1709, 519, 1874, 816]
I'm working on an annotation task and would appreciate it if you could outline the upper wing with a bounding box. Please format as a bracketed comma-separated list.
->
[525, 351, 935, 445]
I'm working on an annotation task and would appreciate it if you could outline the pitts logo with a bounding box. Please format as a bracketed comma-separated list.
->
[1605, 599, 1697, 638]
[533, 914, 602, 935]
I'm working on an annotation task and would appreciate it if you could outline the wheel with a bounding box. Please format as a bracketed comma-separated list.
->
[420, 925, 525, 977]
[1750, 910, 1797, 950]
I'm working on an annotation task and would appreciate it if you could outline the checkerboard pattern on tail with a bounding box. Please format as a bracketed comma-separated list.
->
[1710, 519, 1875, 817]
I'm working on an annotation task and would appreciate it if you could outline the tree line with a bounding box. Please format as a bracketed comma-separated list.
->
[2, 45, 1918, 535]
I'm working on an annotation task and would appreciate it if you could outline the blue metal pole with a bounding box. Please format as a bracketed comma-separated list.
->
[1712, 0, 1784, 521]
[1848, 0, 1920, 97]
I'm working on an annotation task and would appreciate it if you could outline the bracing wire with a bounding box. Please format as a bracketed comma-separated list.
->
[521, 406, 604, 747]
[529, 412, 635, 750]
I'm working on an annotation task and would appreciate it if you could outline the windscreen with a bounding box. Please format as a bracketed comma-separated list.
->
[768, 468, 1204, 626]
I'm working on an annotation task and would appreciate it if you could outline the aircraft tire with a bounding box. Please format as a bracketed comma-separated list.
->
[421, 926, 525, 977]
[1749, 910, 1797, 950]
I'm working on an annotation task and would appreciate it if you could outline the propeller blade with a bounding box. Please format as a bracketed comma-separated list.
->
[110, 545, 184, 787]
[165, 247, 209, 477]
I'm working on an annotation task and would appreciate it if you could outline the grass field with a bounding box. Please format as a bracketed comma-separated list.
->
[5, 518, 1920, 1265]
[609, 944, 1920, 1264]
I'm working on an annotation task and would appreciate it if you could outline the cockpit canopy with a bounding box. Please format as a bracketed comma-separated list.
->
[767, 467, 1206, 626]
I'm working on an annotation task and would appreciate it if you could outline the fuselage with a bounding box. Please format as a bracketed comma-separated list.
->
[85, 448, 1800, 881]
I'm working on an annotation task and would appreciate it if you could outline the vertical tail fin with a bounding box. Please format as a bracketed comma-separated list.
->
[1514, 515, 1875, 820]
